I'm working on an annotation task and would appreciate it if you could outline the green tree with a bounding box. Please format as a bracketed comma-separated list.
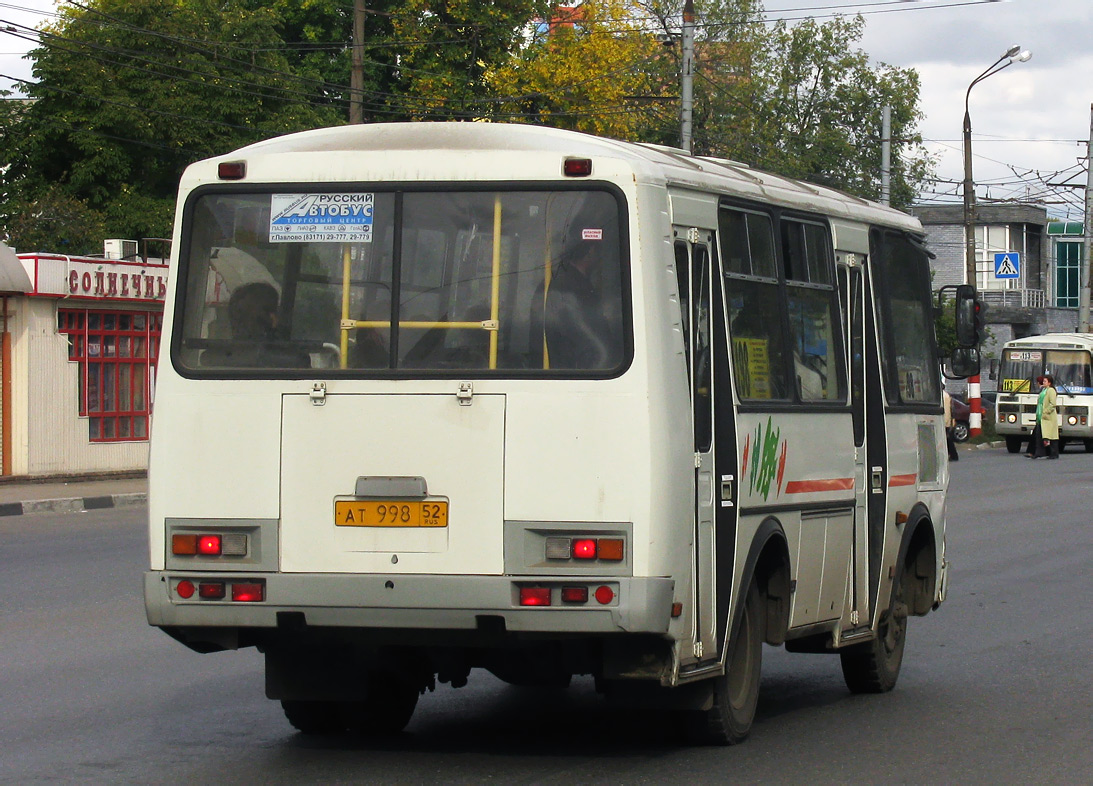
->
[935, 297, 958, 357]
[388, 0, 546, 120]
[746, 16, 933, 208]
[265, 0, 404, 121]
[632, 3, 934, 208]
[489, 0, 671, 137]
[0, 0, 341, 244]
[1, 187, 107, 255]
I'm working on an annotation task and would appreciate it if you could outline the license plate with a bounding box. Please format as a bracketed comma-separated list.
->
[334, 499, 448, 528]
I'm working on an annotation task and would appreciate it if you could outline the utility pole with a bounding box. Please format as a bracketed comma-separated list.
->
[350, 0, 366, 124]
[1080, 103, 1093, 332]
[680, 0, 694, 153]
[880, 105, 891, 206]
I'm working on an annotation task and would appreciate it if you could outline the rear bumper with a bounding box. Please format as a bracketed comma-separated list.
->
[144, 571, 675, 635]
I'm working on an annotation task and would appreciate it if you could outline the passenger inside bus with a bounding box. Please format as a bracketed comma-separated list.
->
[542, 206, 623, 370]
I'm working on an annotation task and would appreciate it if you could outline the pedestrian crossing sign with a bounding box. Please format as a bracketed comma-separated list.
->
[993, 252, 1020, 279]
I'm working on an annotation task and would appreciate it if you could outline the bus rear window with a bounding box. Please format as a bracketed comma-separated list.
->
[174, 189, 628, 375]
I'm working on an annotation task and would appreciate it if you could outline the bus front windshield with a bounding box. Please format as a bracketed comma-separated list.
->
[175, 188, 628, 375]
[1001, 348, 1093, 394]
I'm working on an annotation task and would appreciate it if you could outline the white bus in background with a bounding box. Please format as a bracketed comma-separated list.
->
[995, 333, 1093, 454]
[144, 122, 970, 744]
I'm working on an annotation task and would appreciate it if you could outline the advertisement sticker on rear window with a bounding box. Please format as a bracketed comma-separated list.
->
[269, 193, 374, 243]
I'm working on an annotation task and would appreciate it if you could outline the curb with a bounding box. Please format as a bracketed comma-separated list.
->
[0, 492, 147, 517]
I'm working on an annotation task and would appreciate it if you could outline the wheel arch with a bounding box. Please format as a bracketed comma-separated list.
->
[734, 516, 792, 648]
[895, 502, 937, 617]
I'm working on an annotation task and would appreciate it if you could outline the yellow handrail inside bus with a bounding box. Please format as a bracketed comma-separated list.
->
[341, 320, 498, 331]
[340, 244, 351, 369]
[489, 195, 502, 370]
[542, 230, 552, 370]
[335, 198, 505, 369]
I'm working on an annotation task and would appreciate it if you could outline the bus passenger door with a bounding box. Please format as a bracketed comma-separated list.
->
[674, 231, 719, 661]
[839, 257, 871, 629]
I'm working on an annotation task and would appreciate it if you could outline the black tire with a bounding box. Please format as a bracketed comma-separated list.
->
[840, 572, 909, 693]
[1085, 439, 1093, 454]
[951, 421, 969, 443]
[695, 580, 763, 745]
[1006, 436, 1023, 454]
[343, 670, 419, 735]
[281, 700, 349, 735]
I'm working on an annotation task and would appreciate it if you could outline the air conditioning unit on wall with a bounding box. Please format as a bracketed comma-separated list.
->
[103, 239, 139, 261]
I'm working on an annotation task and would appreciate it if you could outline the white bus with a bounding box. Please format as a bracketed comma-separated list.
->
[996, 333, 1093, 453]
[145, 122, 963, 744]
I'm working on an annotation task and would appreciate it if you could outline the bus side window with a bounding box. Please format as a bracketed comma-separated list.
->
[782, 219, 845, 403]
[719, 206, 789, 401]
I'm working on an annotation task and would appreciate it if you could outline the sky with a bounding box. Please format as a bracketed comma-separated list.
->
[1, 0, 1090, 220]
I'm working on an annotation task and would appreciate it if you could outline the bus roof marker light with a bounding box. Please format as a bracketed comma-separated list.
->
[563, 157, 592, 177]
[218, 161, 246, 180]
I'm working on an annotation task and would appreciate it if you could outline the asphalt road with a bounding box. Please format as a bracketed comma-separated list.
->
[2, 446, 1091, 784]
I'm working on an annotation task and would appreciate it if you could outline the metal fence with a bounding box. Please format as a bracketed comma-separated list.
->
[980, 288, 1046, 309]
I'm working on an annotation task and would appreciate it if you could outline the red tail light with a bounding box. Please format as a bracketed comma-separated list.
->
[176, 580, 195, 599]
[595, 585, 615, 605]
[561, 586, 588, 604]
[198, 582, 225, 599]
[572, 539, 597, 559]
[197, 535, 222, 556]
[519, 587, 551, 606]
[232, 582, 264, 602]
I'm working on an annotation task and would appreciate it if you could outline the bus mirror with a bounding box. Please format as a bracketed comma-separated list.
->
[949, 346, 980, 379]
[954, 285, 978, 348]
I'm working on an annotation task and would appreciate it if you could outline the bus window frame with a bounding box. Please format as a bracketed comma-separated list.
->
[719, 199, 849, 413]
[170, 180, 635, 381]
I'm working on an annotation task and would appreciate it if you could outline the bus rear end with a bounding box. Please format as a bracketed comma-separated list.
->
[144, 126, 688, 734]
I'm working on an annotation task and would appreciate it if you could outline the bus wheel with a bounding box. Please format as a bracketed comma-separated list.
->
[1006, 436, 1023, 454]
[840, 575, 908, 693]
[344, 670, 419, 735]
[696, 580, 763, 745]
[280, 700, 349, 735]
[1085, 439, 1093, 453]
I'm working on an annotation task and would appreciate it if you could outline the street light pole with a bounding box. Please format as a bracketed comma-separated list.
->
[962, 45, 1031, 287]
[961, 45, 1031, 437]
